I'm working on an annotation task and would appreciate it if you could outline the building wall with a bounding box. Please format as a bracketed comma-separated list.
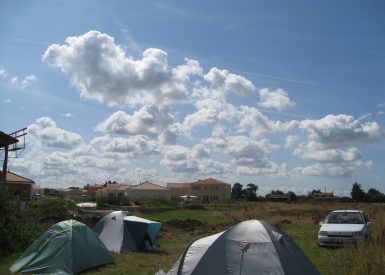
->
[168, 186, 191, 198]
[125, 189, 171, 200]
[190, 183, 231, 203]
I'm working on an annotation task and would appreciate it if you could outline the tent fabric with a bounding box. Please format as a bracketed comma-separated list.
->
[93, 211, 162, 253]
[9, 220, 114, 275]
[168, 220, 320, 275]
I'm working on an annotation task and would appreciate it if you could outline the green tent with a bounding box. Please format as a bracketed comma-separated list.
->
[9, 220, 114, 274]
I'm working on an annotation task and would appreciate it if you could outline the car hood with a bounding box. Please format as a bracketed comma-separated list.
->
[320, 224, 365, 232]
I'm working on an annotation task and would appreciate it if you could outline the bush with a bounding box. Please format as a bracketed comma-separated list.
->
[0, 186, 41, 256]
[30, 197, 79, 225]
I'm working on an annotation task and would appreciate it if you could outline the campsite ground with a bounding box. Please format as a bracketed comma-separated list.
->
[1, 202, 385, 274]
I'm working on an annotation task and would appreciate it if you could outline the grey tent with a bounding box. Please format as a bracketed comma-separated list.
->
[93, 211, 162, 253]
[168, 219, 320, 275]
[9, 220, 114, 275]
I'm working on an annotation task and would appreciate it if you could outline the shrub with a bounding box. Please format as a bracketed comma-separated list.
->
[0, 185, 41, 256]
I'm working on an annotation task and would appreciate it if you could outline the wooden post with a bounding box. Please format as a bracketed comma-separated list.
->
[1, 145, 8, 185]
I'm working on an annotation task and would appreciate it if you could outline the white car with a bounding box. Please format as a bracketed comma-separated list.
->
[318, 210, 371, 247]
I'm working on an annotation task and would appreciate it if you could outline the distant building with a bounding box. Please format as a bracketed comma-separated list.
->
[31, 184, 45, 199]
[167, 178, 231, 203]
[97, 182, 170, 201]
[312, 191, 335, 200]
[2, 170, 35, 208]
[126, 181, 170, 200]
[97, 183, 131, 200]
[167, 182, 191, 198]
[57, 187, 89, 202]
[266, 194, 290, 202]
[84, 183, 104, 200]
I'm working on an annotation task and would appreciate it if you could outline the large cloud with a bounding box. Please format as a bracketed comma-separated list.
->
[161, 144, 227, 174]
[91, 135, 160, 158]
[43, 30, 203, 107]
[237, 106, 299, 137]
[97, 106, 173, 136]
[293, 114, 383, 177]
[96, 105, 184, 144]
[258, 88, 295, 111]
[183, 99, 299, 137]
[183, 98, 238, 130]
[205, 134, 287, 176]
[28, 117, 83, 149]
[299, 114, 384, 149]
[202, 67, 255, 98]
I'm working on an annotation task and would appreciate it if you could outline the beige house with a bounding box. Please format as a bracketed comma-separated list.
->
[168, 178, 231, 203]
[167, 183, 191, 198]
[97, 183, 131, 199]
[57, 188, 89, 201]
[3, 170, 35, 208]
[126, 181, 170, 200]
[84, 183, 105, 199]
[97, 182, 170, 200]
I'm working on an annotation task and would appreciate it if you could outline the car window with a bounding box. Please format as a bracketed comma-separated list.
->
[362, 213, 369, 223]
[325, 212, 365, 224]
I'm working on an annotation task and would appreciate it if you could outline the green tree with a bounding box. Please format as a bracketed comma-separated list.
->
[231, 182, 244, 200]
[287, 191, 298, 201]
[271, 190, 285, 195]
[0, 185, 41, 255]
[365, 188, 385, 203]
[30, 197, 79, 224]
[351, 182, 365, 202]
[244, 183, 258, 201]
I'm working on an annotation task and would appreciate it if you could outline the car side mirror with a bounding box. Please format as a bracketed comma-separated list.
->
[367, 221, 371, 226]
[319, 221, 324, 225]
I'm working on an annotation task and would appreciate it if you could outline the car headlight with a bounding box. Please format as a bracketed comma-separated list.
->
[352, 231, 362, 237]
[319, 231, 328, 236]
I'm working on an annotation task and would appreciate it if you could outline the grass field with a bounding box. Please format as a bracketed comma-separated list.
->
[1, 202, 384, 274]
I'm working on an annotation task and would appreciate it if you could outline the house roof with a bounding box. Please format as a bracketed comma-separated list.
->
[86, 184, 104, 190]
[167, 183, 191, 189]
[98, 183, 131, 192]
[191, 178, 229, 186]
[1, 170, 35, 185]
[116, 184, 132, 191]
[57, 188, 87, 194]
[130, 181, 169, 190]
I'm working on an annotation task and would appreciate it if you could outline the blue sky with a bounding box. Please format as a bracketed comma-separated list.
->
[1, 0, 385, 195]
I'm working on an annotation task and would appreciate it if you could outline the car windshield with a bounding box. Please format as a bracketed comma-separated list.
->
[325, 212, 364, 224]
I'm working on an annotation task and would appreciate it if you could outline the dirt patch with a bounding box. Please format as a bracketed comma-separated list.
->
[165, 219, 205, 231]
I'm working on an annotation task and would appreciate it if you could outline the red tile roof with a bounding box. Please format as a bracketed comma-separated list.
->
[1, 170, 34, 185]
[130, 181, 169, 190]
[191, 178, 229, 185]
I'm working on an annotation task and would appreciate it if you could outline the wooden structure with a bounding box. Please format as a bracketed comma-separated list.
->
[0, 128, 27, 185]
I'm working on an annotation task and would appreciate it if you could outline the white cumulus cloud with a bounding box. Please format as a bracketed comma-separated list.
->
[258, 88, 296, 111]
[28, 117, 83, 149]
[43, 30, 203, 107]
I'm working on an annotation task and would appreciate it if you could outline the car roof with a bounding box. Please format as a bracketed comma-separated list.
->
[330, 210, 363, 213]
